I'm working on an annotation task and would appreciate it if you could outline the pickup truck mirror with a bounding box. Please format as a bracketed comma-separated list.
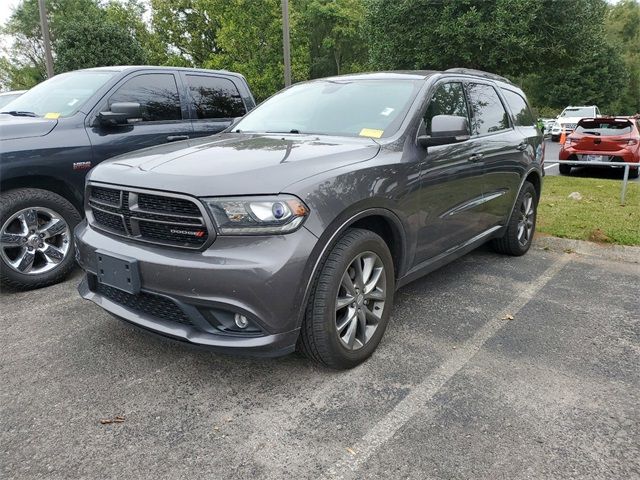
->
[418, 115, 470, 148]
[98, 102, 142, 127]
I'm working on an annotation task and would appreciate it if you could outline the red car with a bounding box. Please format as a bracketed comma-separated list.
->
[559, 117, 640, 178]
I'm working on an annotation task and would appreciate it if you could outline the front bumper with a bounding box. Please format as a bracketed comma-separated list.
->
[75, 220, 320, 356]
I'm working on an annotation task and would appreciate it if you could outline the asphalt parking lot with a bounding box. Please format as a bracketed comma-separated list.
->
[544, 139, 640, 182]
[1, 243, 639, 479]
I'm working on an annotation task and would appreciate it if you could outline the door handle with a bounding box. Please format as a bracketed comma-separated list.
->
[516, 142, 528, 151]
[468, 153, 484, 162]
[167, 135, 190, 142]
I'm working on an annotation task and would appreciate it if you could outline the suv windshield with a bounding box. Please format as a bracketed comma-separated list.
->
[576, 120, 632, 136]
[1, 70, 116, 118]
[560, 107, 594, 118]
[234, 79, 423, 138]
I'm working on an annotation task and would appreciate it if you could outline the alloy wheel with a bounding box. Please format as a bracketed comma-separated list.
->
[0, 207, 71, 275]
[334, 251, 387, 350]
[516, 193, 535, 247]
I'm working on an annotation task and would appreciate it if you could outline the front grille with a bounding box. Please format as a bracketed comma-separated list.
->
[88, 185, 211, 249]
[95, 282, 193, 326]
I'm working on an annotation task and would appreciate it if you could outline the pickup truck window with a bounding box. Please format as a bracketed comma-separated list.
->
[1, 71, 115, 118]
[186, 75, 246, 119]
[108, 73, 182, 122]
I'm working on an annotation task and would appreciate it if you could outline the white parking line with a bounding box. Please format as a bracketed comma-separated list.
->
[321, 254, 571, 480]
[544, 162, 558, 171]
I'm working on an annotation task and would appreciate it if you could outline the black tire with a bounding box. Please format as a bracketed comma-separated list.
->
[492, 181, 538, 257]
[0, 188, 81, 290]
[559, 164, 572, 175]
[551, 135, 559, 142]
[298, 228, 395, 369]
[629, 167, 639, 179]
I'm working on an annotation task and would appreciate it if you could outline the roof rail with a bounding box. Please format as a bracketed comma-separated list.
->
[444, 68, 514, 85]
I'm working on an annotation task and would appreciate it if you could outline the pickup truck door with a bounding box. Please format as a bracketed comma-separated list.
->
[86, 72, 194, 166]
[181, 73, 249, 139]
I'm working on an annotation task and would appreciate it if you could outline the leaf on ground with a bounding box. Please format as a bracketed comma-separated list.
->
[346, 447, 357, 456]
[99, 418, 113, 425]
[501, 314, 514, 321]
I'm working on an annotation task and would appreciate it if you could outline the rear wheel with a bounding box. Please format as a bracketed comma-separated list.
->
[492, 181, 537, 256]
[298, 228, 394, 369]
[628, 167, 639, 179]
[559, 163, 572, 175]
[0, 189, 81, 290]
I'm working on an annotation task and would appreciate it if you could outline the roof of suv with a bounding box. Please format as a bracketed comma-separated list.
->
[76, 65, 247, 79]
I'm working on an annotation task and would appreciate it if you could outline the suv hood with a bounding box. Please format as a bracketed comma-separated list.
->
[89, 133, 381, 197]
[556, 117, 587, 125]
[0, 114, 58, 141]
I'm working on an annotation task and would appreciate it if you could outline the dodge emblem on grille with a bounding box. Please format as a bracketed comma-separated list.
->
[170, 229, 205, 237]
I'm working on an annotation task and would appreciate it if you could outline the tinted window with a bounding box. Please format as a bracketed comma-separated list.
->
[501, 89, 535, 127]
[575, 120, 632, 136]
[424, 82, 469, 135]
[187, 75, 245, 119]
[466, 83, 510, 135]
[109, 74, 182, 122]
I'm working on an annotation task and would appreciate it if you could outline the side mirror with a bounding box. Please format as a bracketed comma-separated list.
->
[98, 102, 142, 126]
[418, 114, 470, 147]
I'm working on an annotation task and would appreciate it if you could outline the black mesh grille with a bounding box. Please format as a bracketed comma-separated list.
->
[91, 186, 120, 205]
[92, 209, 125, 233]
[88, 185, 210, 249]
[95, 282, 193, 326]
[138, 193, 201, 216]
[139, 222, 206, 245]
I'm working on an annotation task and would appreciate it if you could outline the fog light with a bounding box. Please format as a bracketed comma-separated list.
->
[234, 313, 249, 329]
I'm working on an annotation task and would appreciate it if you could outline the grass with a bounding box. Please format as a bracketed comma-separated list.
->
[537, 176, 640, 246]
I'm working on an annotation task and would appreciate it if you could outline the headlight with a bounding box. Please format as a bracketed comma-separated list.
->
[203, 195, 309, 235]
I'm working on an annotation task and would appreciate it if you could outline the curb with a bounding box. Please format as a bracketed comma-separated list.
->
[533, 235, 640, 264]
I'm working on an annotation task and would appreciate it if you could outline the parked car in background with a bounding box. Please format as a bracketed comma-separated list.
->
[541, 118, 556, 137]
[550, 105, 601, 141]
[75, 68, 543, 368]
[0, 90, 27, 109]
[559, 117, 640, 178]
[0, 66, 255, 290]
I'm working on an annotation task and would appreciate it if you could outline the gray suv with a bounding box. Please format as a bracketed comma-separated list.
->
[75, 69, 543, 369]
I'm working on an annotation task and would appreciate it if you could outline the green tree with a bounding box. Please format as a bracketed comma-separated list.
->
[301, 0, 368, 78]
[605, 0, 640, 113]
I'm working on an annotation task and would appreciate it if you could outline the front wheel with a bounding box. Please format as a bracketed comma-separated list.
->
[492, 181, 538, 256]
[298, 228, 395, 369]
[0, 188, 81, 290]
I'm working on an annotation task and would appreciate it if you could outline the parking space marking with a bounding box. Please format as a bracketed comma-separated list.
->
[322, 253, 571, 480]
[544, 163, 558, 171]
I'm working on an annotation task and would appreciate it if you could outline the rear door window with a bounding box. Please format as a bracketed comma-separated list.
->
[466, 83, 510, 136]
[186, 75, 246, 119]
[575, 120, 632, 136]
[424, 82, 470, 135]
[500, 89, 535, 127]
[108, 73, 182, 122]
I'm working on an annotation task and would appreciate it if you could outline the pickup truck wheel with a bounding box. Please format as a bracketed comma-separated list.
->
[492, 181, 537, 257]
[298, 228, 395, 369]
[0, 189, 81, 290]
[559, 164, 572, 175]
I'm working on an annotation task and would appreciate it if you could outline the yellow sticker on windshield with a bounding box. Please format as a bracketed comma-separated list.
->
[359, 128, 384, 138]
[44, 112, 60, 119]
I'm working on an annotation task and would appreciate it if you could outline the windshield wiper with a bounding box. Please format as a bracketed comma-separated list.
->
[1, 110, 38, 117]
[266, 129, 302, 134]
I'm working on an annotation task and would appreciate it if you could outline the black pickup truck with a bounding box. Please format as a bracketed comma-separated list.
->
[0, 66, 255, 290]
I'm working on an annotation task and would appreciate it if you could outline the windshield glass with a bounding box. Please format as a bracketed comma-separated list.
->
[234, 79, 423, 138]
[0, 93, 24, 109]
[1, 70, 116, 118]
[576, 120, 632, 136]
[560, 107, 594, 118]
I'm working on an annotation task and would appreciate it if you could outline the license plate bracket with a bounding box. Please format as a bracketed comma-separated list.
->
[96, 250, 140, 294]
